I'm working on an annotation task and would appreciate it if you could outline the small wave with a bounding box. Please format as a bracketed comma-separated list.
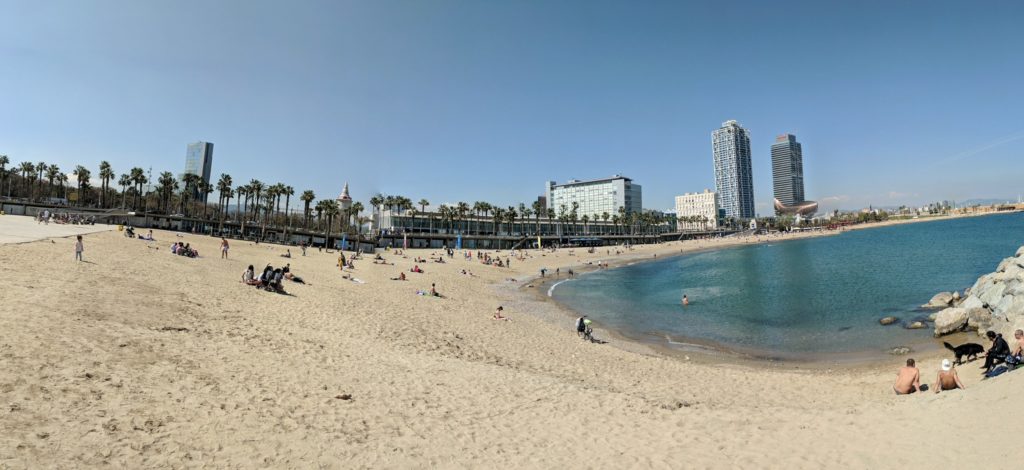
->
[547, 279, 573, 297]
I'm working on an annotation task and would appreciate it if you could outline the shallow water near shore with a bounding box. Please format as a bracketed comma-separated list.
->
[551, 212, 1024, 359]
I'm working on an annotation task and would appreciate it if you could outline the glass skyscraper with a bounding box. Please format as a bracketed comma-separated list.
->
[712, 120, 755, 219]
[184, 141, 214, 203]
[771, 134, 804, 207]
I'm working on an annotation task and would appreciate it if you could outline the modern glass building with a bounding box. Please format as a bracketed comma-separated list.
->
[545, 175, 642, 219]
[770, 134, 817, 216]
[184, 141, 214, 203]
[771, 134, 804, 207]
[712, 120, 755, 219]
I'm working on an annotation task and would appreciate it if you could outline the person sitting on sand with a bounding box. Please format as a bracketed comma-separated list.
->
[391, 272, 407, 281]
[430, 283, 442, 298]
[575, 315, 588, 338]
[493, 306, 510, 321]
[934, 359, 965, 393]
[894, 358, 922, 395]
[242, 265, 259, 285]
[411, 265, 423, 273]
[982, 330, 1010, 373]
[281, 249, 291, 259]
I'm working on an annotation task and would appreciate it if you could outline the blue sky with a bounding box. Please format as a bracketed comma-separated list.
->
[1, 0, 1022, 215]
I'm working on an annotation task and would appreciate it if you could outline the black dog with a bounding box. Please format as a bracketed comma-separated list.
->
[944, 342, 984, 365]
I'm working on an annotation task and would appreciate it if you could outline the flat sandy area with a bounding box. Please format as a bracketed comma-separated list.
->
[0, 214, 1017, 468]
[0, 214, 113, 244]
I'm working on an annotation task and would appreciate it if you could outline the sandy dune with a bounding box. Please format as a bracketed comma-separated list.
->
[0, 216, 1017, 468]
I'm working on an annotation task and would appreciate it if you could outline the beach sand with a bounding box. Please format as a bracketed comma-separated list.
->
[0, 214, 1017, 468]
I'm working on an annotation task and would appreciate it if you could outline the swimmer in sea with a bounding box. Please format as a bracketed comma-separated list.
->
[682, 294, 689, 306]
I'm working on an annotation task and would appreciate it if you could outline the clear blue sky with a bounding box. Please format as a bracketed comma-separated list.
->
[2, 0, 1022, 214]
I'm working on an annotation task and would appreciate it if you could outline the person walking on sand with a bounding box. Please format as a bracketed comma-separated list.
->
[220, 238, 230, 259]
[74, 235, 84, 262]
[894, 358, 921, 395]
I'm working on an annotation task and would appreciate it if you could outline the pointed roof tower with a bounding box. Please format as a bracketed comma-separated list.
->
[336, 182, 353, 210]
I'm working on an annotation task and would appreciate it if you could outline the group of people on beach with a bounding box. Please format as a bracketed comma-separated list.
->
[242, 263, 304, 293]
[38, 210, 95, 225]
[895, 329, 1024, 394]
[171, 242, 198, 258]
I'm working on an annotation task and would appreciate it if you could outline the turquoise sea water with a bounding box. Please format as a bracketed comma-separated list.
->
[551, 213, 1024, 358]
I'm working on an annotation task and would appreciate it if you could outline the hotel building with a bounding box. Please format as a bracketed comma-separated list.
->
[771, 134, 805, 208]
[712, 120, 755, 219]
[184, 141, 214, 203]
[675, 189, 719, 231]
[545, 175, 642, 219]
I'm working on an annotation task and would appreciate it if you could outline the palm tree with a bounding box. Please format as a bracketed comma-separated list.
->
[72, 166, 90, 206]
[98, 161, 113, 208]
[19, 162, 34, 197]
[200, 181, 214, 221]
[419, 198, 429, 214]
[491, 207, 505, 236]
[581, 214, 590, 235]
[505, 206, 517, 236]
[601, 211, 610, 235]
[129, 167, 146, 210]
[248, 179, 264, 220]
[0, 155, 8, 197]
[34, 161, 46, 198]
[321, 199, 340, 247]
[154, 172, 175, 214]
[300, 190, 316, 229]
[58, 173, 68, 200]
[115, 173, 129, 209]
[217, 174, 233, 216]
[350, 201, 364, 234]
[369, 194, 383, 229]
[456, 201, 470, 234]
[282, 185, 295, 229]
[45, 165, 60, 199]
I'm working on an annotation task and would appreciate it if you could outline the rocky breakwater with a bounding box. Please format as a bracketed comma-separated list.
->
[932, 245, 1024, 338]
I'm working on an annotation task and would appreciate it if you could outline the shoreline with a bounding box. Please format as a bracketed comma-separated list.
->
[512, 210, 1018, 369]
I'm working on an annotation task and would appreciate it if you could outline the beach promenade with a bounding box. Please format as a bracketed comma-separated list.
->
[0, 215, 1018, 468]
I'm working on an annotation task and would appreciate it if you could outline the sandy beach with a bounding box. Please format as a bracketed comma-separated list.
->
[1, 213, 1018, 468]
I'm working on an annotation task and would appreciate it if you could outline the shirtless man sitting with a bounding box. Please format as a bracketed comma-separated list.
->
[894, 358, 921, 395]
[934, 359, 965, 393]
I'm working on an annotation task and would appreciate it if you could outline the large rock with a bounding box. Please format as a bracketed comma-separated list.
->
[997, 256, 1023, 272]
[1017, 246, 1024, 258]
[934, 307, 969, 336]
[971, 274, 993, 296]
[967, 307, 993, 331]
[993, 295, 1024, 320]
[879, 316, 899, 326]
[923, 292, 953, 308]
[960, 295, 985, 310]
[978, 282, 1007, 308]
[952, 291, 961, 301]
[1007, 282, 1024, 297]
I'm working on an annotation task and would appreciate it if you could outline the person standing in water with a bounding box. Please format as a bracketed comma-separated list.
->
[681, 294, 689, 306]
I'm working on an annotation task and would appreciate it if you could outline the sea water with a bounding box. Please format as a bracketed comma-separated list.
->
[550, 212, 1024, 359]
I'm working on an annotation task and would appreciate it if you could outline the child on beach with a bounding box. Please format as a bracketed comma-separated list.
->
[221, 238, 229, 259]
[74, 235, 83, 261]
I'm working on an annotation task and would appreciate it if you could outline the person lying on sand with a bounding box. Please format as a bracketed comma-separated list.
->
[894, 358, 922, 395]
[934, 359, 965, 393]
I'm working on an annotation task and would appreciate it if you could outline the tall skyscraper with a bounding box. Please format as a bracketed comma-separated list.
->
[184, 141, 214, 203]
[771, 134, 804, 207]
[712, 120, 755, 219]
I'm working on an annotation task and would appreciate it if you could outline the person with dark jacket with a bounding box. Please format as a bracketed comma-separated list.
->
[982, 330, 1010, 373]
